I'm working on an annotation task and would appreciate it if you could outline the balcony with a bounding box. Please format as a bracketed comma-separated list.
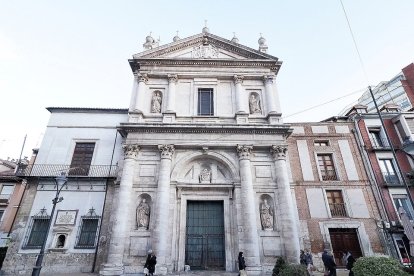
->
[321, 170, 338, 181]
[382, 173, 402, 186]
[16, 164, 118, 178]
[329, 203, 347, 217]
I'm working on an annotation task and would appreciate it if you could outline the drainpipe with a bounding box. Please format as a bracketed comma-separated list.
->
[91, 130, 119, 272]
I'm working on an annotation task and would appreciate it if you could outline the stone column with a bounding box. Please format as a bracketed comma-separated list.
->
[237, 145, 261, 270]
[271, 145, 300, 263]
[263, 75, 277, 114]
[129, 74, 139, 111]
[101, 144, 139, 275]
[133, 73, 148, 113]
[234, 75, 246, 113]
[153, 145, 175, 269]
[166, 74, 177, 113]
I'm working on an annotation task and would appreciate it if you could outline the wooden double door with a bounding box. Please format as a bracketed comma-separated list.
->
[185, 201, 225, 270]
[329, 228, 362, 266]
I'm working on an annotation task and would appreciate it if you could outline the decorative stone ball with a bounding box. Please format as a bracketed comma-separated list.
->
[146, 35, 154, 43]
[258, 35, 266, 46]
[173, 35, 180, 42]
[202, 26, 210, 33]
[231, 36, 239, 43]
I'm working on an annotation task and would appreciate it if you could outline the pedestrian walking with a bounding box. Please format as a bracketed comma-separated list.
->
[304, 249, 314, 276]
[322, 250, 336, 276]
[144, 250, 157, 276]
[238, 251, 247, 276]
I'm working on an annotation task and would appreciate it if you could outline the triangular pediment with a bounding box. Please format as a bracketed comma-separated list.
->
[132, 32, 279, 61]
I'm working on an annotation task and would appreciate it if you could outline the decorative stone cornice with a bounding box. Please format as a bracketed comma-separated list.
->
[271, 145, 287, 160]
[122, 144, 140, 159]
[168, 74, 178, 83]
[136, 73, 148, 83]
[158, 144, 175, 160]
[234, 75, 244, 84]
[237, 145, 253, 160]
[263, 75, 274, 84]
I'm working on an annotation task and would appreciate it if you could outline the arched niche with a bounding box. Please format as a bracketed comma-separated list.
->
[259, 194, 275, 231]
[171, 152, 238, 184]
[249, 92, 262, 114]
[136, 193, 152, 230]
[150, 91, 163, 113]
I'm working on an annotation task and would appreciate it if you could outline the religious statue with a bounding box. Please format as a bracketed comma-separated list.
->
[151, 92, 162, 113]
[260, 199, 273, 230]
[249, 94, 262, 114]
[137, 199, 150, 229]
[199, 168, 211, 183]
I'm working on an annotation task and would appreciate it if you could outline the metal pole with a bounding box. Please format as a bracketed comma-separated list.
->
[368, 86, 414, 211]
[32, 177, 66, 276]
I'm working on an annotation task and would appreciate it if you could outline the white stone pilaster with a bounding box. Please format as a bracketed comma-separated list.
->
[166, 74, 177, 113]
[271, 145, 300, 263]
[236, 145, 261, 270]
[234, 75, 246, 114]
[101, 144, 139, 275]
[129, 74, 139, 111]
[263, 75, 277, 114]
[153, 145, 175, 267]
[133, 73, 148, 113]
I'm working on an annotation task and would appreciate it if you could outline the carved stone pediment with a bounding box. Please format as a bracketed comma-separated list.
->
[132, 33, 280, 62]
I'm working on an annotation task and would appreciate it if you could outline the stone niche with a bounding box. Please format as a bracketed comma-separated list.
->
[49, 226, 74, 252]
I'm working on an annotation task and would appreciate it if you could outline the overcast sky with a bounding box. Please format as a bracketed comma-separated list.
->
[1, 1, 413, 160]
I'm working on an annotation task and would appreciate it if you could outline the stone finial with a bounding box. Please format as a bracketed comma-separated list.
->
[237, 145, 253, 160]
[143, 32, 155, 50]
[202, 20, 210, 33]
[258, 33, 268, 53]
[173, 31, 180, 42]
[231, 32, 239, 43]
[122, 144, 140, 159]
[270, 145, 287, 160]
[158, 145, 175, 159]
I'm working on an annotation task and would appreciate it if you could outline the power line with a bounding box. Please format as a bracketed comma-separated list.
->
[282, 87, 365, 119]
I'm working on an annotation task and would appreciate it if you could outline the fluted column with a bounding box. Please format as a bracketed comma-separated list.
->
[237, 145, 261, 268]
[263, 75, 277, 114]
[104, 144, 139, 274]
[153, 145, 175, 266]
[234, 75, 246, 113]
[271, 145, 300, 263]
[133, 73, 148, 113]
[166, 74, 177, 113]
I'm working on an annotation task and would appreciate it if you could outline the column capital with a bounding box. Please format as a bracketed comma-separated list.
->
[158, 144, 175, 159]
[271, 145, 287, 160]
[237, 145, 253, 160]
[135, 73, 148, 83]
[234, 75, 244, 84]
[122, 144, 140, 159]
[263, 75, 274, 84]
[168, 74, 178, 83]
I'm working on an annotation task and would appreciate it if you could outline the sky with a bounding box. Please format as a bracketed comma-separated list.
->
[1, 0, 414, 160]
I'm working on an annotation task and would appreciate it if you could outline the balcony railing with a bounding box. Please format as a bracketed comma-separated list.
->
[329, 203, 347, 217]
[16, 164, 118, 178]
[369, 138, 390, 149]
[382, 173, 401, 186]
[321, 170, 338, 181]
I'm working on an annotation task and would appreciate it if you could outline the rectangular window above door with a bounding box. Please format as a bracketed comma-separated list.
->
[197, 89, 214, 116]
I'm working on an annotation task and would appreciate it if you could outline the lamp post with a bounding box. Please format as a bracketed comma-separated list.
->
[32, 172, 68, 276]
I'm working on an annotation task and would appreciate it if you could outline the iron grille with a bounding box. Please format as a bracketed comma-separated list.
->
[16, 164, 118, 178]
[23, 216, 50, 249]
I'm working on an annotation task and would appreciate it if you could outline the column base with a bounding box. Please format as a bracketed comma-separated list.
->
[245, 266, 263, 275]
[162, 111, 176, 123]
[99, 263, 124, 276]
[236, 113, 249, 124]
[267, 112, 282, 124]
[156, 265, 168, 275]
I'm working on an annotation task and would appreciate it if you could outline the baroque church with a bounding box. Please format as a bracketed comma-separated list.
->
[3, 28, 302, 275]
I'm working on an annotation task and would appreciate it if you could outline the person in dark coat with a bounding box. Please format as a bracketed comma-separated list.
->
[344, 251, 356, 276]
[300, 250, 306, 265]
[144, 250, 157, 276]
[238, 252, 246, 276]
[322, 250, 336, 276]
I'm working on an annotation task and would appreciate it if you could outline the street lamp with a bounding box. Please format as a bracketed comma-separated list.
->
[32, 172, 68, 276]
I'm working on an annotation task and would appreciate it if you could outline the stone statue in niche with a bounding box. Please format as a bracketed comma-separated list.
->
[199, 168, 211, 183]
[137, 199, 150, 229]
[151, 92, 162, 113]
[249, 94, 262, 114]
[260, 199, 273, 230]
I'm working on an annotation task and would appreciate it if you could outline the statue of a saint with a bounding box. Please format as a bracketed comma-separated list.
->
[260, 199, 273, 230]
[249, 94, 262, 114]
[151, 92, 162, 113]
[199, 168, 211, 183]
[137, 199, 150, 229]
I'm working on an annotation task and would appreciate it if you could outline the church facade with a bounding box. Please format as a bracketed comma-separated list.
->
[102, 29, 300, 275]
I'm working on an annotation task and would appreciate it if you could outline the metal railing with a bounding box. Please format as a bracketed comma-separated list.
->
[329, 203, 347, 217]
[369, 138, 391, 149]
[382, 173, 401, 186]
[321, 170, 338, 181]
[16, 164, 118, 178]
